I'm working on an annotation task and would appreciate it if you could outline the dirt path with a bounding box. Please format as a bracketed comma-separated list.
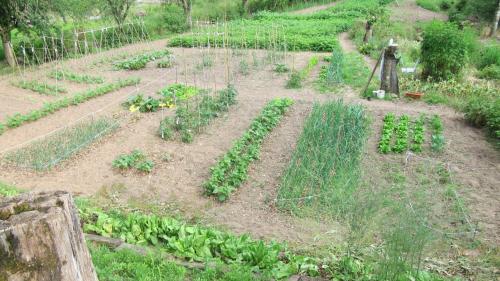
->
[390, 0, 448, 22]
[289, 0, 339, 15]
[338, 32, 378, 70]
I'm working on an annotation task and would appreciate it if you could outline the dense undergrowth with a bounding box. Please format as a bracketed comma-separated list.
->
[204, 98, 293, 201]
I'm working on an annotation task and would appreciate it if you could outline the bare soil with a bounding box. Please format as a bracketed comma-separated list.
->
[390, 0, 448, 23]
[0, 35, 498, 248]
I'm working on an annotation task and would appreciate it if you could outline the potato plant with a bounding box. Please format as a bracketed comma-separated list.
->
[15, 80, 67, 96]
[114, 50, 171, 70]
[204, 98, 293, 201]
[50, 70, 104, 84]
[112, 150, 154, 174]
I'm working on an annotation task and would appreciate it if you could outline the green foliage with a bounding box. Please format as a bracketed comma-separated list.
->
[478, 64, 500, 80]
[378, 113, 396, 154]
[112, 150, 154, 174]
[50, 70, 104, 84]
[392, 115, 410, 153]
[421, 21, 467, 80]
[124, 94, 161, 113]
[159, 85, 238, 143]
[15, 80, 67, 96]
[156, 56, 175, 68]
[0, 181, 21, 198]
[89, 245, 186, 281]
[277, 100, 368, 218]
[1, 78, 139, 131]
[463, 94, 500, 142]
[158, 83, 202, 106]
[4, 117, 118, 170]
[274, 63, 290, 73]
[286, 71, 302, 89]
[162, 4, 188, 33]
[114, 50, 171, 70]
[204, 98, 293, 201]
[430, 115, 445, 152]
[80, 206, 319, 279]
[411, 115, 426, 153]
[239, 60, 250, 75]
[416, 0, 446, 11]
[476, 44, 500, 80]
[286, 56, 319, 88]
[449, 0, 498, 23]
[170, 0, 394, 52]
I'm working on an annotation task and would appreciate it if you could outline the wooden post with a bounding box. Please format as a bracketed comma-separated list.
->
[380, 42, 399, 96]
[0, 191, 98, 281]
[363, 21, 373, 43]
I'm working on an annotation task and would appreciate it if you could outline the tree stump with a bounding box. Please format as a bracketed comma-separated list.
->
[0, 191, 98, 281]
[380, 44, 400, 96]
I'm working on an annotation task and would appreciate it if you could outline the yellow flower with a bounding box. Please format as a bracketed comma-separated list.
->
[129, 104, 139, 112]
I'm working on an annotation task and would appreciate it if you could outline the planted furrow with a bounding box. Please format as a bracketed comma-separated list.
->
[204, 98, 294, 201]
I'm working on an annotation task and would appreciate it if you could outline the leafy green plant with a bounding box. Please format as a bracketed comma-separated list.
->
[114, 50, 171, 70]
[421, 21, 467, 80]
[158, 83, 202, 106]
[378, 113, 396, 154]
[159, 85, 238, 143]
[410, 115, 426, 153]
[112, 150, 154, 174]
[204, 98, 293, 201]
[4, 118, 118, 171]
[15, 80, 67, 96]
[1, 78, 139, 132]
[124, 94, 162, 113]
[80, 206, 318, 279]
[392, 115, 410, 153]
[50, 70, 104, 84]
[286, 71, 302, 89]
[430, 115, 445, 152]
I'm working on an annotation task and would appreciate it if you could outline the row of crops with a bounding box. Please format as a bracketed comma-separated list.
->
[169, 0, 393, 52]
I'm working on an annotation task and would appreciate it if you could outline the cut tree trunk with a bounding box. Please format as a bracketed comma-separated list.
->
[0, 191, 98, 281]
[1, 30, 17, 67]
[490, 0, 500, 36]
[380, 44, 399, 96]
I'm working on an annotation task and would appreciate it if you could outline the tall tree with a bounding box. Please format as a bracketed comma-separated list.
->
[176, 0, 193, 27]
[0, 0, 50, 67]
[102, 0, 134, 26]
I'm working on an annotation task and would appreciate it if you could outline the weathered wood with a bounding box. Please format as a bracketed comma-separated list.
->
[0, 191, 98, 281]
[380, 44, 400, 96]
[361, 49, 385, 96]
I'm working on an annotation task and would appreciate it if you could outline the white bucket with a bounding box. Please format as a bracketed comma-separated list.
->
[372, 90, 385, 99]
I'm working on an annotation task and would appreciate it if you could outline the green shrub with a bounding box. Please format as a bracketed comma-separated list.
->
[162, 4, 188, 33]
[464, 95, 500, 141]
[421, 21, 467, 80]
